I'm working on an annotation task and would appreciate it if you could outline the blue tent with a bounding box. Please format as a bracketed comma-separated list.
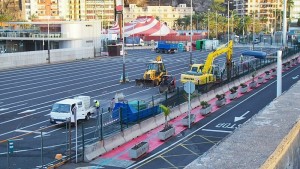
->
[241, 50, 267, 59]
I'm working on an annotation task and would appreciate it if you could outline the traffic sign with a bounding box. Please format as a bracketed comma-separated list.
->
[184, 81, 195, 94]
[8, 140, 14, 154]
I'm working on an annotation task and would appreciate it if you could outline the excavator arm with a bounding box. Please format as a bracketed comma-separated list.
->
[202, 40, 233, 74]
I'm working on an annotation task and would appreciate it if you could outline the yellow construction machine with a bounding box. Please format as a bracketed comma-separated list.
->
[181, 40, 233, 89]
[136, 56, 167, 87]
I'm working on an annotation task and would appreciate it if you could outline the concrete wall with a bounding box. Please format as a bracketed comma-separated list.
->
[0, 47, 95, 70]
[261, 121, 300, 169]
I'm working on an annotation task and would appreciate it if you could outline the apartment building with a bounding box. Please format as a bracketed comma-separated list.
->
[23, 0, 114, 25]
[234, 0, 282, 32]
[290, 0, 300, 23]
[123, 3, 194, 29]
[85, 0, 114, 27]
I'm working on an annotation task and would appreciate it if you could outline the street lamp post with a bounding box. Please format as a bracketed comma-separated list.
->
[215, 11, 218, 39]
[253, 12, 255, 42]
[208, 9, 210, 39]
[159, 0, 161, 41]
[242, 1, 245, 43]
[122, 0, 126, 83]
[227, 1, 230, 42]
[283, 0, 287, 47]
[189, 0, 193, 65]
[47, 16, 50, 63]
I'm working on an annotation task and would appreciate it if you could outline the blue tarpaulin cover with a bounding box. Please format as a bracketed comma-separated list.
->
[241, 50, 267, 59]
[112, 102, 161, 123]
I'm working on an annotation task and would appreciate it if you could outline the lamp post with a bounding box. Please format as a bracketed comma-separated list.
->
[227, 1, 230, 42]
[159, 0, 161, 41]
[207, 9, 210, 39]
[122, 0, 126, 83]
[242, 1, 245, 43]
[253, 12, 255, 42]
[100, 7, 103, 56]
[215, 11, 218, 39]
[189, 0, 193, 65]
[282, 0, 287, 47]
[47, 16, 50, 63]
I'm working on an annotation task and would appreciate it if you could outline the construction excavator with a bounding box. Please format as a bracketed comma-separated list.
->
[136, 56, 167, 87]
[180, 40, 233, 90]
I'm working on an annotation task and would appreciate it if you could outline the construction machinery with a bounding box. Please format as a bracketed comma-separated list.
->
[180, 40, 233, 90]
[136, 56, 167, 87]
[158, 75, 176, 93]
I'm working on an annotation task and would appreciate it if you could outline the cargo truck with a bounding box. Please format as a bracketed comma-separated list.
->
[155, 41, 178, 54]
[49, 96, 96, 124]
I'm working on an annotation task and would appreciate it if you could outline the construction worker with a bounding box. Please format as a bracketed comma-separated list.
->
[240, 55, 244, 63]
[94, 100, 100, 114]
[94, 100, 100, 108]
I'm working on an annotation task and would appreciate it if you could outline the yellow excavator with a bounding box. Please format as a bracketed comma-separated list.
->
[181, 40, 233, 89]
[136, 56, 167, 87]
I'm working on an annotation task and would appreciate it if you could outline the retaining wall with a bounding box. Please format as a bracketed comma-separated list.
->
[0, 47, 94, 70]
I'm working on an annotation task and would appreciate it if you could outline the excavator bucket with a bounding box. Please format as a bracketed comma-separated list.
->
[135, 79, 156, 87]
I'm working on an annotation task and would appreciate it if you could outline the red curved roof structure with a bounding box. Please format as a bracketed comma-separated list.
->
[107, 16, 177, 37]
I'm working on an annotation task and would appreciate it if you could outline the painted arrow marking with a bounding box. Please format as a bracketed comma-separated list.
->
[292, 75, 299, 79]
[234, 111, 250, 122]
[18, 109, 36, 114]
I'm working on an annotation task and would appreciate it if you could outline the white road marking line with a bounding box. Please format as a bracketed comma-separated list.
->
[0, 103, 28, 115]
[0, 108, 9, 111]
[33, 133, 50, 138]
[18, 109, 36, 114]
[15, 129, 46, 135]
[34, 128, 62, 138]
[0, 120, 48, 137]
[202, 129, 233, 133]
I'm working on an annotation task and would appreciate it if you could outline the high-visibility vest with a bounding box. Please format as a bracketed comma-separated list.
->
[95, 101, 100, 108]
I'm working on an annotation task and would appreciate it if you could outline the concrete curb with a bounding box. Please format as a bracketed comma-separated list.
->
[140, 117, 157, 133]
[155, 113, 165, 127]
[84, 140, 106, 162]
[123, 124, 142, 142]
[103, 132, 126, 152]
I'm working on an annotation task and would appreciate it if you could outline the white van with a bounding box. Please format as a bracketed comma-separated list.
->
[49, 96, 96, 124]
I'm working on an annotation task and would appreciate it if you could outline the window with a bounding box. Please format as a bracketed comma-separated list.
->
[52, 104, 71, 113]
[78, 102, 82, 108]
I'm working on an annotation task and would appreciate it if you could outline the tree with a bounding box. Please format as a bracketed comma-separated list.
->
[125, 0, 148, 7]
[0, 0, 22, 24]
[159, 104, 171, 128]
[297, 18, 300, 27]
[287, 0, 294, 19]
[209, 1, 225, 13]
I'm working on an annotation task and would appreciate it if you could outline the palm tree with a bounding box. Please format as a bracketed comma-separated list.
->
[287, 0, 294, 19]
[193, 13, 205, 30]
[210, 1, 226, 13]
[159, 104, 171, 128]
[182, 15, 191, 30]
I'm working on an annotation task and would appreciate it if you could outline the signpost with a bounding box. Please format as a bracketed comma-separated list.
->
[7, 140, 14, 168]
[8, 140, 13, 154]
[184, 81, 195, 128]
